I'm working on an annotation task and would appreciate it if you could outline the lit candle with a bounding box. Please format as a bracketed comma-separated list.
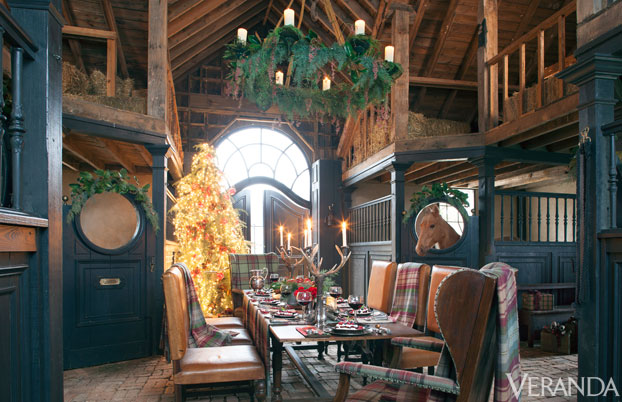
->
[284, 8, 295, 26]
[287, 232, 292, 251]
[354, 19, 365, 35]
[237, 28, 247, 44]
[275, 70, 284, 85]
[279, 225, 284, 247]
[303, 229, 308, 249]
[384, 45, 394, 62]
[341, 221, 347, 247]
[307, 218, 312, 247]
[322, 76, 331, 91]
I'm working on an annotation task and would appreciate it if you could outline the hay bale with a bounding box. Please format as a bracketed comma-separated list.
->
[62, 62, 89, 95]
[116, 77, 134, 97]
[564, 81, 578, 95]
[369, 121, 390, 154]
[89, 70, 107, 96]
[504, 94, 520, 123]
[407, 112, 470, 138]
[544, 76, 563, 105]
[523, 85, 537, 113]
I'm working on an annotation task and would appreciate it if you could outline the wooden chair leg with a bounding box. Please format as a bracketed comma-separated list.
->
[334, 373, 351, 402]
[174, 384, 184, 402]
[254, 379, 267, 402]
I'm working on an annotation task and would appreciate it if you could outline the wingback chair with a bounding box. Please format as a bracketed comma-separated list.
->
[229, 253, 280, 317]
[334, 268, 498, 402]
[162, 266, 266, 402]
[395, 265, 464, 371]
[367, 260, 398, 313]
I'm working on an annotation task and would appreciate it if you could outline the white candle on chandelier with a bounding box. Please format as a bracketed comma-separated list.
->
[237, 28, 248, 44]
[384, 45, 394, 62]
[279, 225, 284, 247]
[307, 218, 312, 247]
[275, 70, 284, 85]
[284, 8, 295, 26]
[322, 76, 331, 91]
[303, 229, 308, 249]
[287, 232, 292, 251]
[341, 221, 347, 247]
[354, 19, 365, 35]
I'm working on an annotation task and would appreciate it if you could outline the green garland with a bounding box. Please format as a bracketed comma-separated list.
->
[224, 25, 402, 121]
[403, 183, 469, 223]
[66, 169, 159, 232]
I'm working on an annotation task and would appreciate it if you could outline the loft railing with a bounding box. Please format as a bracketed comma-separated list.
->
[348, 195, 392, 244]
[0, 4, 37, 210]
[485, 0, 576, 127]
[495, 190, 576, 243]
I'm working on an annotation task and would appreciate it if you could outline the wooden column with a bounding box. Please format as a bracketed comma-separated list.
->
[470, 156, 497, 266]
[558, 53, 622, 397]
[389, 163, 408, 262]
[477, 0, 497, 133]
[7, 1, 63, 400]
[390, 2, 410, 141]
[146, 144, 169, 354]
[148, 0, 168, 119]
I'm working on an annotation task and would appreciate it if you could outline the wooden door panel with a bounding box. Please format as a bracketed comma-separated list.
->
[233, 188, 251, 241]
[263, 189, 309, 253]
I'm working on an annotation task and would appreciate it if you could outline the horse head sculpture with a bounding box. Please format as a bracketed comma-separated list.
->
[415, 204, 461, 256]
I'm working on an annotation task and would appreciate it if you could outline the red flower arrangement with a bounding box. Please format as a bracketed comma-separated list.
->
[294, 286, 317, 299]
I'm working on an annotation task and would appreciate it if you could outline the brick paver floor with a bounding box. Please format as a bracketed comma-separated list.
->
[64, 343, 578, 401]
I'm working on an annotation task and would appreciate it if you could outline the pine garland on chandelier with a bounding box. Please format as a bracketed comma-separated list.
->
[223, 22, 403, 122]
[171, 144, 249, 317]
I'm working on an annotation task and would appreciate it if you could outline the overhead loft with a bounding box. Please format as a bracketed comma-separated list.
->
[60, 0, 183, 180]
[338, 0, 579, 190]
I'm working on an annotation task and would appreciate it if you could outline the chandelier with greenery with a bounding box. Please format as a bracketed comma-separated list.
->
[224, 11, 403, 122]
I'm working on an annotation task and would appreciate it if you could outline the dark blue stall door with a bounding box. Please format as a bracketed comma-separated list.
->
[63, 200, 153, 369]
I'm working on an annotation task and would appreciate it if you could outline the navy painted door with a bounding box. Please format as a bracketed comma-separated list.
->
[63, 198, 153, 369]
[263, 189, 309, 253]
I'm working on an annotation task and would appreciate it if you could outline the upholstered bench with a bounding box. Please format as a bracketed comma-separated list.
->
[162, 266, 266, 402]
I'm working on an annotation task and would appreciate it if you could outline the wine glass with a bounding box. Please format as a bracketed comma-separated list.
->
[280, 282, 294, 307]
[329, 286, 342, 300]
[296, 290, 313, 322]
[348, 295, 364, 323]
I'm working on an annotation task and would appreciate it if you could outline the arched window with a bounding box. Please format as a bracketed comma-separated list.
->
[215, 128, 310, 200]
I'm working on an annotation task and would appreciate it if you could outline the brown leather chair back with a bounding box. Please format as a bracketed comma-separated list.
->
[162, 265, 190, 361]
[413, 264, 431, 329]
[435, 269, 498, 401]
[367, 260, 397, 314]
[426, 265, 464, 334]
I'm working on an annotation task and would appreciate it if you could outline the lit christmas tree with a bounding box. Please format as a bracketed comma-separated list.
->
[171, 144, 248, 317]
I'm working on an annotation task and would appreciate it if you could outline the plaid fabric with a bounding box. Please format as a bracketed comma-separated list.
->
[242, 292, 271, 373]
[521, 291, 553, 310]
[389, 263, 423, 327]
[391, 337, 444, 352]
[335, 362, 460, 395]
[229, 253, 280, 290]
[346, 380, 431, 402]
[481, 262, 522, 402]
[175, 263, 232, 348]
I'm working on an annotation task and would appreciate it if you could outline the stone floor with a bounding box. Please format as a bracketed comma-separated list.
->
[64, 343, 578, 401]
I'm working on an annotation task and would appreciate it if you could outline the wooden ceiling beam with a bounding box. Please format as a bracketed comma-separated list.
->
[263, 0, 275, 25]
[404, 161, 458, 182]
[101, 0, 129, 78]
[134, 144, 153, 166]
[414, 162, 473, 185]
[496, 165, 569, 189]
[408, 0, 428, 52]
[63, 136, 106, 171]
[168, 0, 202, 22]
[62, 160, 79, 172]
[521, 123, 578, 150]
[413, 0, 460, 109]
[61, 0, 86, 73]
[547, 136, 578, 152]
[168, 0, 227, 38]
[171, 1, 264, 69]
[335, 0, 373, 28]
[409, 75, 519, 91]
[97, 138, 135, 173]
[169, 0, 248, 49]
[320, 0, 346, 43]
[510, 0, 541, 43]
[498, 110, 578, 147]
[371, 0, 387, 38]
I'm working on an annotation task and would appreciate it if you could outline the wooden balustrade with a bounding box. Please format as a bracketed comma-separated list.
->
[486, 0, 576, 127]
[348, 195, 392, 244]
[495, 190, 576, 243]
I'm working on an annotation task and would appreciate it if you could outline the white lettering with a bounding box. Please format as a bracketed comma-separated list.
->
[568, 377, 584, 395]
[541, 377, 554, 396]
[603, 378, 620, 396]
[553, 378, 568, 396]
[506, 373, 527, 398]
[528, 375, 540, 396]
[587, 377, 605, 396]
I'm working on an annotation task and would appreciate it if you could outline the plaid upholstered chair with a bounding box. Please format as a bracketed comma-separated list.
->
[334, 268, 499, 402]
[229, 253, 281, 317]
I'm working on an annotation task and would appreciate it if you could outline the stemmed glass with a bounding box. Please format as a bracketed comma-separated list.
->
[280, 282, 294, 307]
[296, 290, 313, 322]
[329, 286, 342, 300]
[269, 273, 280, 283]
[348, 295, 364, 323]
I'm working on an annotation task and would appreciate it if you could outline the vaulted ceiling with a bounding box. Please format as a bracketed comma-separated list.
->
[61, 0, 576, 123]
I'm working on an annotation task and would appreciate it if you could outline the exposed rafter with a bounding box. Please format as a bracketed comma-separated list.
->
[61, 0, 86, 73]
[98, 138, 135, 173]
[63, 136, 106, 170]
[101, 0, 129, 78]
[408, 0, 428, 52]
[168, 1, 227, 38]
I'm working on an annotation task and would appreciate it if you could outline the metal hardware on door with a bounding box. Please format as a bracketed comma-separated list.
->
[150, 256, 155, 272]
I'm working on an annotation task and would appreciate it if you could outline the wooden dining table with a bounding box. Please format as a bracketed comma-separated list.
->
[242, 291, 424, 401]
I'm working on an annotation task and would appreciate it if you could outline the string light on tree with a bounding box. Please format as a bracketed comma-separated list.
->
[171, 144, 249, 317]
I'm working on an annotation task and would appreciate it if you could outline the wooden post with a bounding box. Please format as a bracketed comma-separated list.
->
[503, 54, 509, 103]
[391, 2, 409, 141]
[519, 43, 525, 116]
[477, 0, 498, 133]
[536, 29, 544, 108]
[146, 144, 169, 354]
[557, 15, 566, 95]
[106, 38, 116, 96]
[470, 156, 497, 266]
[148, 0, 168, 119]
[389, 163, 408, 262]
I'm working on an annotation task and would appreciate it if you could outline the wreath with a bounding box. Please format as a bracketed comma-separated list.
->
[223, 25, 402, 121]
[403, 182, 469, 223]
[66, 169, 159, 232]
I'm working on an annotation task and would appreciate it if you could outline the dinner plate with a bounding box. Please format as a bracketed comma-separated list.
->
[272, 312, 297, 319]
[326, 323, 371, 336]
